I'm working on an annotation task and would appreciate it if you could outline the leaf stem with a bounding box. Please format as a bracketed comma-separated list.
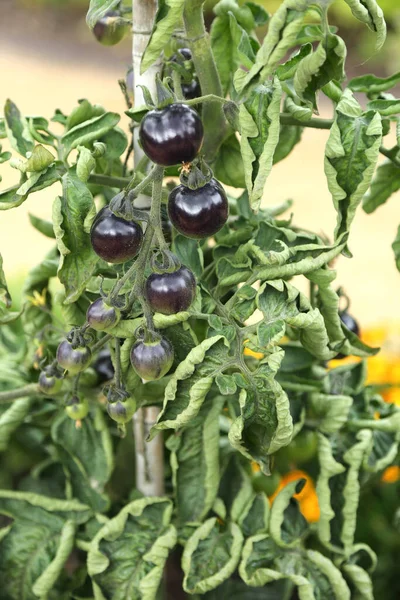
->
[183, 1, 226, 161]
[114, 337, 122, 388]
[0, 383, 40, 404]
[88, 174, 130, 188]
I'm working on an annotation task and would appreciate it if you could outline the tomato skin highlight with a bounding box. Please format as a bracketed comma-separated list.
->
[38, 372, 63, 396]
[90, 206, 143, 264]
[168, 178, 228, 239]
[139, 104, 204, 166]
[57, 341, 92, 375]
[145, 266, 196, 315]
[130, 337, 174, 381]
[87, 298, 120, 331]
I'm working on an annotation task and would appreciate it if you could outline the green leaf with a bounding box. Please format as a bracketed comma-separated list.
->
[0, 117, 6, 138]
[76, 146, 96, 182]
[393, 225, 400, 272]
[202, 578, 289, 599]
[324, 90, 382, 239]
[182, 518, 243, 595]
[316, 431, 372, 553]
[367, 98, 400, 116]
[172, 234, 203, 278]
[239, 533, 351, 598]
[235, 0, 310, 94]
[168, 395, 224, 526]
[88, 497, 177, 600]
[342, 0, 386, 50]
[308, 393, 353, 434]
[29, 213, 56, 238]
[86, 0, 120, 29]
[348, 71, 400, 96]
[25, 144, 55, 172]
[100, 127, 128, 158]
[228, 352, 293, 473]
[240, 79, 282, 211]
[0, 253, 12, 309]
[218, 455, 254, 523]
[0, 490, 91, 600]
[213, 133, 246, 189]
[0, 164, 61, 211]
[293, 34, 346, 110]
[269, 479, 308, 548]
[61, 112, 120, 157]
[4, 99, 34, 157]
[65, 99, 105, 130]
[53, 173, 99, 303]
[273, 123, 303, 164]
[51, 407, 113, 512]
[0, 397, 33, 452]
[245, 2, 269, 27]
[150, 336, 230, 435]
[141, 0, 185, 74]
[239, 493, 270, 538]
[363, 161, 400, 214]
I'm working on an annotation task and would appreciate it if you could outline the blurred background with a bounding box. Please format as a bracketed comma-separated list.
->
[1, 0, 400, 362]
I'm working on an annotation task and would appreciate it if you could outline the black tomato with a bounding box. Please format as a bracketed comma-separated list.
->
[130, 337, 174, 381]
[168, 179, 228, 239]
[107, 396, 137, 424]
[87, 298, 120, 331]
[65, 396, 89, 421]
[57, 341, 92, 375]
[139, 104, 204, 166]
[146, 266, 196, 315]
[340, 312, 360, 336]
[38, 371, 63, 396]
[336, 312, 360, 359]
[93, 349, 115, 384]
[90, 206, 143, 264]
[176, 48, 192, 61]
[93, 11, 128, 46]
[182, 79, 201, 100]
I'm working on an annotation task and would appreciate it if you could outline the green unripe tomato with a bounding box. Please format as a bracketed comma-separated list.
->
[57, 340, 92, 375]
[93, 12, 129, 46]
[107, 396, 137, 424]
[282, 430, 318, 464]
[86, 298, 121, 332]
[65, 396, 89, 421]
[38, 371, 63, 395]
[252, 471, 281, 496]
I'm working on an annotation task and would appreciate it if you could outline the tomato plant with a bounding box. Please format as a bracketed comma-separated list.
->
[0, 0, 399, 598]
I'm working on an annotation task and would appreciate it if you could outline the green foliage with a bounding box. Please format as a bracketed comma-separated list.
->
[0, 0, 399, 598]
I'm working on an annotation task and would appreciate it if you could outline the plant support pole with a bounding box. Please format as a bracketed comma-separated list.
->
[132, 0, 165, 497]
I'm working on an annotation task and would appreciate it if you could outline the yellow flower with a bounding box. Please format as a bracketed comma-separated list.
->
[269, 469, 320, 523]
[244, 347, 264, 360]
[381, 466, 400, 484]
[27, 289, 47, 308]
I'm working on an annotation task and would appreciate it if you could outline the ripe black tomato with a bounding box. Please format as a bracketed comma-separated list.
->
[146, 266, 196, 315]
[168, 179, 228, 239]
[340, 312, 360, 336]
[87, 298, 120, 331]
[93, 349, 115, 384]
[90, 206, 143, 264]
[107, 396, 137, 424]
[336, 312, 360, 359]
[182, 79, 201, 100]
[130, 337, 174, 381]
[38, 371, 63, 396]
[57, 341, 92, 375]
[139, 104, 203, 166]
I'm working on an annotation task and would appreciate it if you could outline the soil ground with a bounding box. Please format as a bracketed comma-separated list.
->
[1, 4, 399, 326]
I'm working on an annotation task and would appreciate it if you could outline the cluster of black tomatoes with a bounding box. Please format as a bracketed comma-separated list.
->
[41, 100, 229, 423]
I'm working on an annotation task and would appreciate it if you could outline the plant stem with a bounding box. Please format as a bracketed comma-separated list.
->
[172, 69, 184, 101]
[114, 337, 122, 388]
[90, 333, 113, 354]
[0, 383, 40, 404]
[126, 163, 159, 195]
[132, 0, 165, 499]
[280, 113, 400, 167]
[88, 174, 130, 188]
[183, 0, 226, 161]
